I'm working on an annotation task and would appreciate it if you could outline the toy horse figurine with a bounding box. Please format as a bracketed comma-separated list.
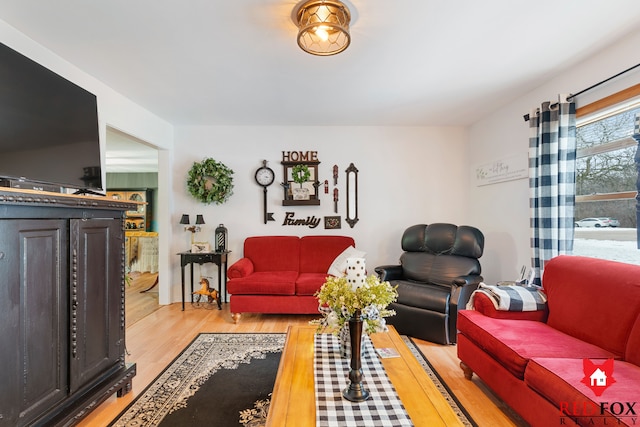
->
[192, 277, 221, 309]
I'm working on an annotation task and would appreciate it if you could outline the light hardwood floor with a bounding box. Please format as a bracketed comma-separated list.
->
[79, 276, 527, 426]
[125, 272, 160, 328]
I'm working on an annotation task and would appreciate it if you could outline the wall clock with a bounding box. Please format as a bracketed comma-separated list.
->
[255, 160, 275, 224]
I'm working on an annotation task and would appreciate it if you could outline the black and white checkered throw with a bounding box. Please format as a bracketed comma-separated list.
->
[467, 283, 547, 311]
[314, 333, 414, 426]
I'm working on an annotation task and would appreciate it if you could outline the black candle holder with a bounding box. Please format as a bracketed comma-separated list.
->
[342, 309, 370, 402]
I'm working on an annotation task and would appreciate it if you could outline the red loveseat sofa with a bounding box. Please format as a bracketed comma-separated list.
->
[457, 255, 640, 427]
[226, 235, 356, 323]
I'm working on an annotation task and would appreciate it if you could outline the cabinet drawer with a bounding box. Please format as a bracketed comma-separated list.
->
[190, 253, 215, 264]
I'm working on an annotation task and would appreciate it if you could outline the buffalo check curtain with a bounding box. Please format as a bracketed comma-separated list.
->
[528, 94, 576, 285]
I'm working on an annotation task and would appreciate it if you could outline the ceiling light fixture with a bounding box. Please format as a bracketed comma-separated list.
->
[295, 0, 351, 56]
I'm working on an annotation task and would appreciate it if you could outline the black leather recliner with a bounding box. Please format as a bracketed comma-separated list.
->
[375, 223, 484, 345]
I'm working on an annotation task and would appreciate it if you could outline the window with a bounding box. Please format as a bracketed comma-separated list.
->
[572, 87, 640, 265]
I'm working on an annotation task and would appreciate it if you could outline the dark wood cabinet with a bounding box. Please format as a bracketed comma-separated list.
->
[69, 218, 123, 393]
[0, 219, 69, 425]
[0, 189, 136, 426]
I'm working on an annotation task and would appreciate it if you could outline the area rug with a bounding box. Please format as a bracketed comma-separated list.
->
[110, 333, 476, 426]
[109, 333, 285, 427]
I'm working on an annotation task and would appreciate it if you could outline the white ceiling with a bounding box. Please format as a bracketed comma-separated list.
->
[2, 1, 640, 129]
[105, 128, 159, 173]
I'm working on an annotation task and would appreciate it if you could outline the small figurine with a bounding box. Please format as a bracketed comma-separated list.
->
[192, 277, 221, 309]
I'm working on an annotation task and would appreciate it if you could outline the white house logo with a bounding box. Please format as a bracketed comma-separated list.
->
[581, 359, 616, 396]
[559, 359, 637, 423]
[590, 368, 607, 387]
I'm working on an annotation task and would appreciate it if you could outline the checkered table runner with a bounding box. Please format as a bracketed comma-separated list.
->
[314, 333, 414, 426]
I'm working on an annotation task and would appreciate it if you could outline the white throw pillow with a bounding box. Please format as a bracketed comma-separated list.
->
[327, 246, 366, 277]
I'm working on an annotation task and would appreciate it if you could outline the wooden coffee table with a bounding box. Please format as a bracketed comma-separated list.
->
[266, 325, 464, 427]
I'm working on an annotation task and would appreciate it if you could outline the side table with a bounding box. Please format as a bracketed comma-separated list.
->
[177, 251, 230, 311]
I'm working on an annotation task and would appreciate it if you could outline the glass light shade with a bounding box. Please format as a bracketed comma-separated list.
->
[296, 0, 351, 56]
[195, 214, 205, 225]
[179, 214, 190, 225]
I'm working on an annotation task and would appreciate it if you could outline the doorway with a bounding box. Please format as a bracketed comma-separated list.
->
[105, 127, 160, 325]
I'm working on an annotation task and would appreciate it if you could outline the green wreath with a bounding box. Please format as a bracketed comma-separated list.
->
[291, 164, 311, 187]
[187, 158, 234, 205]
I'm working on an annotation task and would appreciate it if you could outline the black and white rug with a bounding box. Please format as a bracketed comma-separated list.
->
[110, 333, 476, 426]
[110, 333, 285, 427]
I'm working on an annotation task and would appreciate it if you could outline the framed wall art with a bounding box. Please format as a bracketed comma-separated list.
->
[324, 216, 341, 229]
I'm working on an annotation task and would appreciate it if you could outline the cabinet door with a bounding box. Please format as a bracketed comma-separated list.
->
[126, 191, 146, 217]
[69, 218, 124, 393]
[0, 220, 68, 427]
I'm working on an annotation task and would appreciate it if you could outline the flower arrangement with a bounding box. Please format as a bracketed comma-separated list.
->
[312, 274, 398, 335]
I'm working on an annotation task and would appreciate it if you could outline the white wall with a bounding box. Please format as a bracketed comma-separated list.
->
[170, 125, 469, 303]
[468, 27, 640, 284]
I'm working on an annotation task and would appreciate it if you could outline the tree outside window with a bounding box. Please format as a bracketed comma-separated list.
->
[573, 102, 640, 264]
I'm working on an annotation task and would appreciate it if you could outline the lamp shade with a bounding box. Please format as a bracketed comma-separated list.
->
[179, 214, 190, 225]
[296, 0, 351, 56]
[195, 215, 205, 225]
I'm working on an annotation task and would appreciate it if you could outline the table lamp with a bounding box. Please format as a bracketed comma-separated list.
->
[180, 214, 204, 244]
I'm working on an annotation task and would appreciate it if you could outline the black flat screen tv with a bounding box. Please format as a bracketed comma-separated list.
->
[0, 41, 103, 193]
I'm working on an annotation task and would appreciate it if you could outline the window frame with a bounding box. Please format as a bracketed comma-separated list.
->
[575, 84, 640, 203]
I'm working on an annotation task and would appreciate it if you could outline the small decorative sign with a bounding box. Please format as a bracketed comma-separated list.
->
[474, 153, 528, 186]
[191, 242, 210, 253]
[324, 216, 341, 229]
[282, 212, 321, 228]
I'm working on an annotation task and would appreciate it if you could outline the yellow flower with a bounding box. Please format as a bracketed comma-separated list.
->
[311, 274, 398, 335]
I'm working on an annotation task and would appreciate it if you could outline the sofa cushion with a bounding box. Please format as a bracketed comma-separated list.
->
[226, 271, 298, 295]
[244, 236, 300, 272]
[458, 310, 618, 379]
[625, 314, 640, 365]
[325, 243, 364, 277]
[400, 252, 480, 286]
[300, 236, 357, 274]
[296, 272, 328, 296]
[543, 256, 640, 357]
[525, 357, 640, 425]
[394, 280, 450, 312]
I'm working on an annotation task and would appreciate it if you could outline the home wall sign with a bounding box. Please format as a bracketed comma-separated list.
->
[281, 150, 321, 206]
[282, 212, 321, 228]
[282, 151, 318, 162]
